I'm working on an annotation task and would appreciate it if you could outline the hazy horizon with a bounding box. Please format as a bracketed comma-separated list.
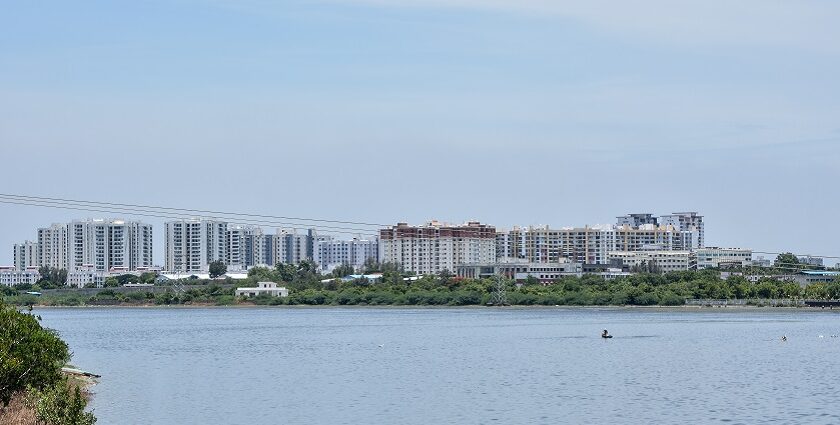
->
[2, 0, 838, 265]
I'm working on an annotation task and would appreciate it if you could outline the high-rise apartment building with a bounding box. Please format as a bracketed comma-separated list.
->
[226, 226, 274, 270]
[37, 223, 67, 269]
[313, 236, 379, 272]
[379, 221, 496, 274]
[660, 212, 704, 249]
[67, 219, 153, 272]
[273, 229, 315, 265]
[165, 219, 227, 273]
[13, 241, 38, 271]
[497, 212, 704, 265]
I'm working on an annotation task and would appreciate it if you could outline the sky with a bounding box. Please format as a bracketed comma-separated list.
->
[1, 0, 839, 265]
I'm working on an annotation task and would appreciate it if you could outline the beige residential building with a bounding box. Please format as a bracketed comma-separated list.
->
[379, 221, 496, 275]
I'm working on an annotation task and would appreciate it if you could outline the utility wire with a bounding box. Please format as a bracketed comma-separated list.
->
[0, 199, 380, 237]
[0, 193, 390, 227]
[0, 197, 379, 233]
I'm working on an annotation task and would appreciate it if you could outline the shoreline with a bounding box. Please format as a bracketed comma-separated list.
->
[27, 303, 838, 312]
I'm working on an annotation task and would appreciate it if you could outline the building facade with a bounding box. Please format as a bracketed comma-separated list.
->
[695, 248, 752, 270]
[379, 221, 496, 275]
[165, 219, 227, 273]
[66, 219, 153, 272]
[0, 266, 40, 287]
[313, 236, 379, 272]
[496, 212, 703, 266]
[37, 223, 67, 270]
[273, 229, 315, 265]
[607, 251, 694, 272]
[13, 241, 38, 271]
[456, 259, 583, 283]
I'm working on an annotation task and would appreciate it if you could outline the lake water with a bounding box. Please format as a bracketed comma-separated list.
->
[36, 307, 840, 424]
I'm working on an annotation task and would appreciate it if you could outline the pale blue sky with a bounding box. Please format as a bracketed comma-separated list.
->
[1, 0, 839, 264]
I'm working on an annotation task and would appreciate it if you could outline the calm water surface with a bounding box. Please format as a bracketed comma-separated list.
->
[36, 307, 840, 424]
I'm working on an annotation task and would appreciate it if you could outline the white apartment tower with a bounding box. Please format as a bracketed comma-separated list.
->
[226, 225, 274, 270]
[313, 236, 379, 272]
[37, 224, 67, 269]
[165, 219, 227, 273]
[273, 229, 315, 265]
[66, 219, 154, 272]
[379, 221, 496, 275]
[13, 241, 38, 271]
[660, 212, 704, 249]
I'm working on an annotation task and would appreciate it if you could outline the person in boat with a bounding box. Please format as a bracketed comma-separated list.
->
[602, 329, 611, 338]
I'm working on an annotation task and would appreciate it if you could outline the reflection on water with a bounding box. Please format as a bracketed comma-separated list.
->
[37, 307, 840, 425]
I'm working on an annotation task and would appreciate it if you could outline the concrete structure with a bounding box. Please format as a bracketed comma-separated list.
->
[695, 247, 752, 270]
[752, 256, 773, 268]
[235, 281, 289, 297]
[244, 231, 273, 268]
[798, 256, 825, 267]
[456, 259, 583, 284]
[794, 270, 840, 286]
[0, 266, 40, 287]
[660, 212, 704, 249]
[608, 251, 694, 272]
[496, 222, 699, 265]
[13, 241, 38, 271]
[165, 219, 227, 273]
[66, 266, 106, 288]
[314, 236, 379, 272]
[379, 221, 496, 275]
[616, 213, 659, 228]
[37, 223, 67, 269]
[273, 228, 315, 265]
[66, 219, 153, 272]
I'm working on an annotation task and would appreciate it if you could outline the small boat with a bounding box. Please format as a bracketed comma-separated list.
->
[602, 334, 613, 339]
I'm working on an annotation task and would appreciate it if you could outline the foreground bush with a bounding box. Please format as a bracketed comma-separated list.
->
[0, 301, 96, 424]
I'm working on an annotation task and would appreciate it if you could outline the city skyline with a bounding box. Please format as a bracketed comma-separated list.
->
[4, 207, 831, 270]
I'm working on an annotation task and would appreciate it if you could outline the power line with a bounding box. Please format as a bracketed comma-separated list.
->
[0, 199, 380, 237]
[0, 193, 390, 228]
[0, 197, 378, 233]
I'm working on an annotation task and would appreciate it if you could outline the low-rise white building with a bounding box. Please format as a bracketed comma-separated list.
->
[0, 266, 41, 287]
[66, 266, 106, 288]
[456, 259, 582, 283]
[608, 251, 694, 272]
[694, 247, 752, 269]
[235, 281, 289, 298]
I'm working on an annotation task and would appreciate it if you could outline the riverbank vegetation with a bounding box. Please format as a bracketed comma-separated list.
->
[3, 264, 839, 308]
[0, 300, 96, 424]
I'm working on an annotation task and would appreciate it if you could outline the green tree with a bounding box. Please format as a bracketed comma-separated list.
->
[208, 261, 227, 279]
[274, 263, 297, 282]
[32, 379, 97, 425]
[775, 253, 800, 271]
[331, 263, 355, 278]
[0, 301, 70, 405]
